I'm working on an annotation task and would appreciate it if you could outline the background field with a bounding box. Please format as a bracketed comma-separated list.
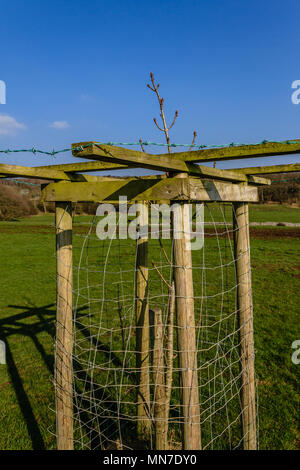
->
[0, 204, 299, 450]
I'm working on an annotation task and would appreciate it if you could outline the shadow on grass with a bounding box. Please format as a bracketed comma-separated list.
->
[0, 303, 149, 450]
[71, 321, 151, 449]
[0, 303, 57, 449]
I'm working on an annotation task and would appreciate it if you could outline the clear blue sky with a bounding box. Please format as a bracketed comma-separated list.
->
[1, 0, 300, 172]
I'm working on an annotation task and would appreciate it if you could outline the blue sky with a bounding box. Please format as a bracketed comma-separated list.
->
[1, 0, 300, 172]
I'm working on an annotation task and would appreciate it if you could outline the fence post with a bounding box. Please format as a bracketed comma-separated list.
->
[233, 202, 257, 450]
[55, 202, 73, 450]
[172, 189, 201, 450]
[151, 307, 167, 450]
[136, 202, 151, 439]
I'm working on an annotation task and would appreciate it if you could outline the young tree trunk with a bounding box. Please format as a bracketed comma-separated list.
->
[136, 202, 151, 439]
[151, 308, 167, 449]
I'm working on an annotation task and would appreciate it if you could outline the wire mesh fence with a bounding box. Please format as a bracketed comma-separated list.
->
[54, 202, 257, 450]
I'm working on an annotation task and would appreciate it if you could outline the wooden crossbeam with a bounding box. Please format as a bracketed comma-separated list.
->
[41, 176, 259, 203]
[0, 163, 106, 182]
[247, 175, 270, 185]
[36, 160, 131, 173]
[165, 139, 300, 163]
[37, 152, 269, 185]
[71, 142, 269, 185]
[231, 163, 300, 175]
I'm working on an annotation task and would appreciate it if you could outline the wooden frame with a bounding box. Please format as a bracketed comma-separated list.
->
[157, 139, 300, 163]
[71, 142, 269, 185]
[41, 177, 260, 203]
[2, 138, 299, 451]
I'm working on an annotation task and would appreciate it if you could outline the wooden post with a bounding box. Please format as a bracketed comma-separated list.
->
[233, 202, 257, 450]
[151, 308, 167, 450]
[136, 202, 151, 439]
[172, 194, 201, 450]
[55, 202, 73, 450]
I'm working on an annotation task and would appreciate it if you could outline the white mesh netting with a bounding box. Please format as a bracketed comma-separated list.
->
[55, 201, 258, 450]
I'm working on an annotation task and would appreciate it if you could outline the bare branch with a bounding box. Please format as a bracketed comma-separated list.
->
[147, 72, 172, 154]
[153, 118, 164, 132]
[150, 72, 157, 91]
[168, 110, 178, 131]
[188, 131, 197, 152]
[158, 238, 171, 265]
[151, 260, 171, 289]
[117, 285, 128, 369]
[139, 139, 146, 153]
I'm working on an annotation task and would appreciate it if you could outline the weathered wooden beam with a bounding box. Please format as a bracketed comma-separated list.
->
[60, 173, 106, 182]
[35, 157, 271, 185]
[247, 175, 271, 185]
[41, 176, 259, 203]
[71, 142, 257, 184]
[232, 162, 300, 175]
[0, 167, 268, 186]
[36, 160, 131, 173]
[0, 163, 69, 180]
[0, 163, 106, 182]
[164, 139, 300, 163]
[73, 139, 300, 166]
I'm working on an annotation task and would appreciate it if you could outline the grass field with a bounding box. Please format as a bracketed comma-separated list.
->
[0, 203, 299, 450]
[248, 203, 300, 223]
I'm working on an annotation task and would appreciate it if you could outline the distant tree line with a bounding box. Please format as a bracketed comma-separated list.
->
[1, 173, 300, 221]
[259, 173, 300, 205]
[0, 183, 38, 220]
[0, 180, 98, 220]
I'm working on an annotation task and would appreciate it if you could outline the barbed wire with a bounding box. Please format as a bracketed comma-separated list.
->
[0, 143, 92, 157]
[0, 139, 300, 157]
[0, 139, 300, 187]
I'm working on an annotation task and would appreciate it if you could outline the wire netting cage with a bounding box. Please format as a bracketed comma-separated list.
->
[54, 202, 258, 450]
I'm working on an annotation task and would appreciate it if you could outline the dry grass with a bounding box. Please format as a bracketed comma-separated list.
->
[0, 185, 37, 221]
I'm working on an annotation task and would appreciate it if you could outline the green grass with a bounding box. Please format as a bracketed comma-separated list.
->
[0, 206, 299, 450]
[202, 203, 300, 224]
[1, 202, 297, 228]
[248, 203, 300, 223]
[0, 227, 56, 450]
